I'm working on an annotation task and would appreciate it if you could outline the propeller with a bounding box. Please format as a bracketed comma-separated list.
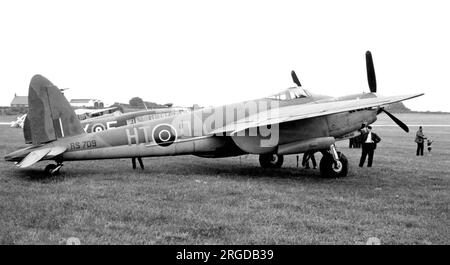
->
[381, 108, 409, 132]
[366, 51, 409, 132]
[366, 51, 377, 93]
[291, 70, 301, 87]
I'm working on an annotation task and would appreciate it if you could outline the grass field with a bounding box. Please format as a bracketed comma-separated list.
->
[0, 113, 448, 244]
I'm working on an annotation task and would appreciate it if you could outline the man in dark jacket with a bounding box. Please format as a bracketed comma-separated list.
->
[415, 126, 425, 156]
[359, 125, 381, 167]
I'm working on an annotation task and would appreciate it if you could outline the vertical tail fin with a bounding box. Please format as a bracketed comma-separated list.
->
[26, 75, 85, 144]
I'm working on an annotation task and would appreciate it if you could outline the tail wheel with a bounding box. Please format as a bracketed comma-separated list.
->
[44, 164, 61, 175]
[259, 154, 284, 168]
[319, 152, 348, 178]
[44, 164, 57, 175]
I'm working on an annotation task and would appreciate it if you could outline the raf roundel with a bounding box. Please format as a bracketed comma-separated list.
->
[91, 123, 105, 132]
[152, 124, 177, 147]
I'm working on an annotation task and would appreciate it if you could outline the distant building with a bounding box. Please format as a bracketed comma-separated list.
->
[10, 94, 28, 108]
[70, 99, 104, 108]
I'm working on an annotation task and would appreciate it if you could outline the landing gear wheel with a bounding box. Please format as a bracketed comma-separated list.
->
[259, 154, 284, 168]
[319, 152, 348, 178]
[44, 164, 60, 175]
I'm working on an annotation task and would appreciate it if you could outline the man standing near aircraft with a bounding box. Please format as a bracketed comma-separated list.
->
[302, 151, 317, 169]
[132, 157, 144, 170]
[359, 125, 381, 167]
[415, 126, 425, 156]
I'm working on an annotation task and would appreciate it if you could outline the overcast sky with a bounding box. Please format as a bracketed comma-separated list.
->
[0, 0, 449, 111]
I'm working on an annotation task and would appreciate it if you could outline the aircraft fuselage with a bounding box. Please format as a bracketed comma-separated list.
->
[5, 93, 378, 163]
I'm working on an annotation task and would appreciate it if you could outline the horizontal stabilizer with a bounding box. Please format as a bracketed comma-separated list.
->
[47, 146, 67, 157]
[17, 146, 67, 168]
[17, 148, 51, 168]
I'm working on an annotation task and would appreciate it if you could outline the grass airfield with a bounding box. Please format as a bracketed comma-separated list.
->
[0, 114, 448, 244]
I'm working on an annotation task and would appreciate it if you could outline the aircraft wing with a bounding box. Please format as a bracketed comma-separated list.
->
[212, 93, 424, 135]
[87, 107, 119, 115]
[17, 146, 67, 168]
[75, 107, 119, 116]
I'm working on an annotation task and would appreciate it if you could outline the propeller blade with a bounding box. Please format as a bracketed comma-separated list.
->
[291, 70, 301, 87]
[366, 51, 377, 93]
[382, 109, 409, 132]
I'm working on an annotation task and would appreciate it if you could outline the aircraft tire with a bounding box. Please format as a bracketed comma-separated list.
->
[259, 154, 284, 168]
[319, 152, 348, 178]
[44, 164, 58, 175]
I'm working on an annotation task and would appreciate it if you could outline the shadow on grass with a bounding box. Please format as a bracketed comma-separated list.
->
[145, 161, 345, 183]
[7, 168, 73, 183]
[6, 157, 350, 184]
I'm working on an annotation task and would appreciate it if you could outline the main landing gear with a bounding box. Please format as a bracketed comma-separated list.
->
[258, 145, 348, 178]
[44, 162, 63, 175]
[319, 144, 348, 178]
[259, 153, 284, 168]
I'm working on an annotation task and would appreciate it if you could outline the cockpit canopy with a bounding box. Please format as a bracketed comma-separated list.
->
[267, 87, 311, 101]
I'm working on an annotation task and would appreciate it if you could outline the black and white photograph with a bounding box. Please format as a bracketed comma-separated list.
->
[0, 0, 448, 252]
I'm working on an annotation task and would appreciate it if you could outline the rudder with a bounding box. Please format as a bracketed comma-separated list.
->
[26, 75, 85, 144]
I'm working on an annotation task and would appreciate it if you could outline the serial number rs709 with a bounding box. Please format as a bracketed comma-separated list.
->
[69, 140, 97, 150]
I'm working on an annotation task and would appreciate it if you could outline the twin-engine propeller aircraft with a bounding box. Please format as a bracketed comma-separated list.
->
[79, 107, 191, 133]
[5, 51, 423, 177]
[74, 107, 121, 120]
[3, 107, 121, 129]
[19, 101, 191, 134]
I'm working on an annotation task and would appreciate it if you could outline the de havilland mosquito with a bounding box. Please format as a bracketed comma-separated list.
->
[5, 51, 424, 177]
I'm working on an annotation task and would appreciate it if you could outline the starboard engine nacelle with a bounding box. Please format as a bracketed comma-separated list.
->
[231, 133, 335, 155]
[231, 134, 277, 154]
[277, 137, 335, 155]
